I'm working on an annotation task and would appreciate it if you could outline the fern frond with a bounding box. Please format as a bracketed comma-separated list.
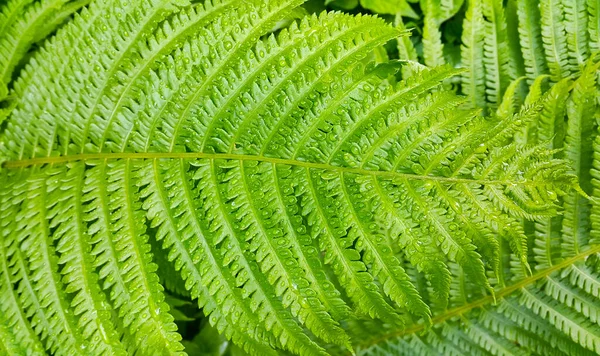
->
[498, 298, 595, 355]
[589, 0, 600, 53]
[421, 0, 445, 68]
[356, 63, 600, 355]
[540, 0, 571, 81]
[394, 13, 418, 63]
[0, 0, 89, 100]
[564, 263, 600, 297]
[140, 157, 327, 354]
[563, 0, 590, 69]
[496, 76, 526, 119]
[457, 0, 597, 108]
[357, 249, 600, 355]
[531, 78, 572, 271]
[5, 170, 90, 355]
[544, 275, 600, 326]
[515, 0, 548, 83]
[481, 0, 519, 107]
[520, 287, 600, 352]
[460, 0, 487, 109]
[0, 0, 585, 355]
[561, 60, 600, 256]
[0, 182, 46, 356]
[394, 13, 419, 78]
[477, 305, 576, 355]
[101, 160, 185, 354]
[46, 164, 127, 355]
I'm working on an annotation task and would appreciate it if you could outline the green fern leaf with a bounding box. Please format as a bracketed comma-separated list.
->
[0, 0, 90, 101]
[357, 63, 600, 356]
[421, 0, 445, 68]
[515, 0, 549, 83]
[0, 0, 584, 355]
[562, 60, 600, 257]
[540, 0, 572, 81]
[481, 0, 519, 107]
[564, 0, 590, 69]
[589, 0, 600, 53]
[460, 0, 487, 109]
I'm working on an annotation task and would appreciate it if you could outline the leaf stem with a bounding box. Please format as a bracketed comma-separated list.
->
[2, 152, 553, 187]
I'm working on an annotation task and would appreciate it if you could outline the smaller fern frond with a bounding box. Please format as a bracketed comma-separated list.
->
[519, 287, 600, 352]
[0, 0, 89, 100]
[421, 0, 446, 68]
[563, 0, 591, 69]
[481, 0, 519, 107]
[460, 0, 487, 109]
[539, 0, 571, 81]
[394, 14, 418, 63]
[516, 0, 548, 83]
[589, 0, 600, 52]
[561, 60, 600, 257]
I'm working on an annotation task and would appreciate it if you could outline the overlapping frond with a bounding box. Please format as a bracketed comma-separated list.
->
[352, 0, 600, 353]
[358, 252, 600, 356]
[0, 0, 89, 101]
[357, 59, 600, 356]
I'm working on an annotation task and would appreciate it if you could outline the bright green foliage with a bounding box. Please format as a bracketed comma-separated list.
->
[357, 60, 600, 355]
[457, 0, 598, 108]
[460, 0, 486, 108]
[516, 0, 548, 83]
[0, 0, 90, 129]
[421, 0, 445, 67]
[0, 0, 90, 101]
[0, 0, 598, 356]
